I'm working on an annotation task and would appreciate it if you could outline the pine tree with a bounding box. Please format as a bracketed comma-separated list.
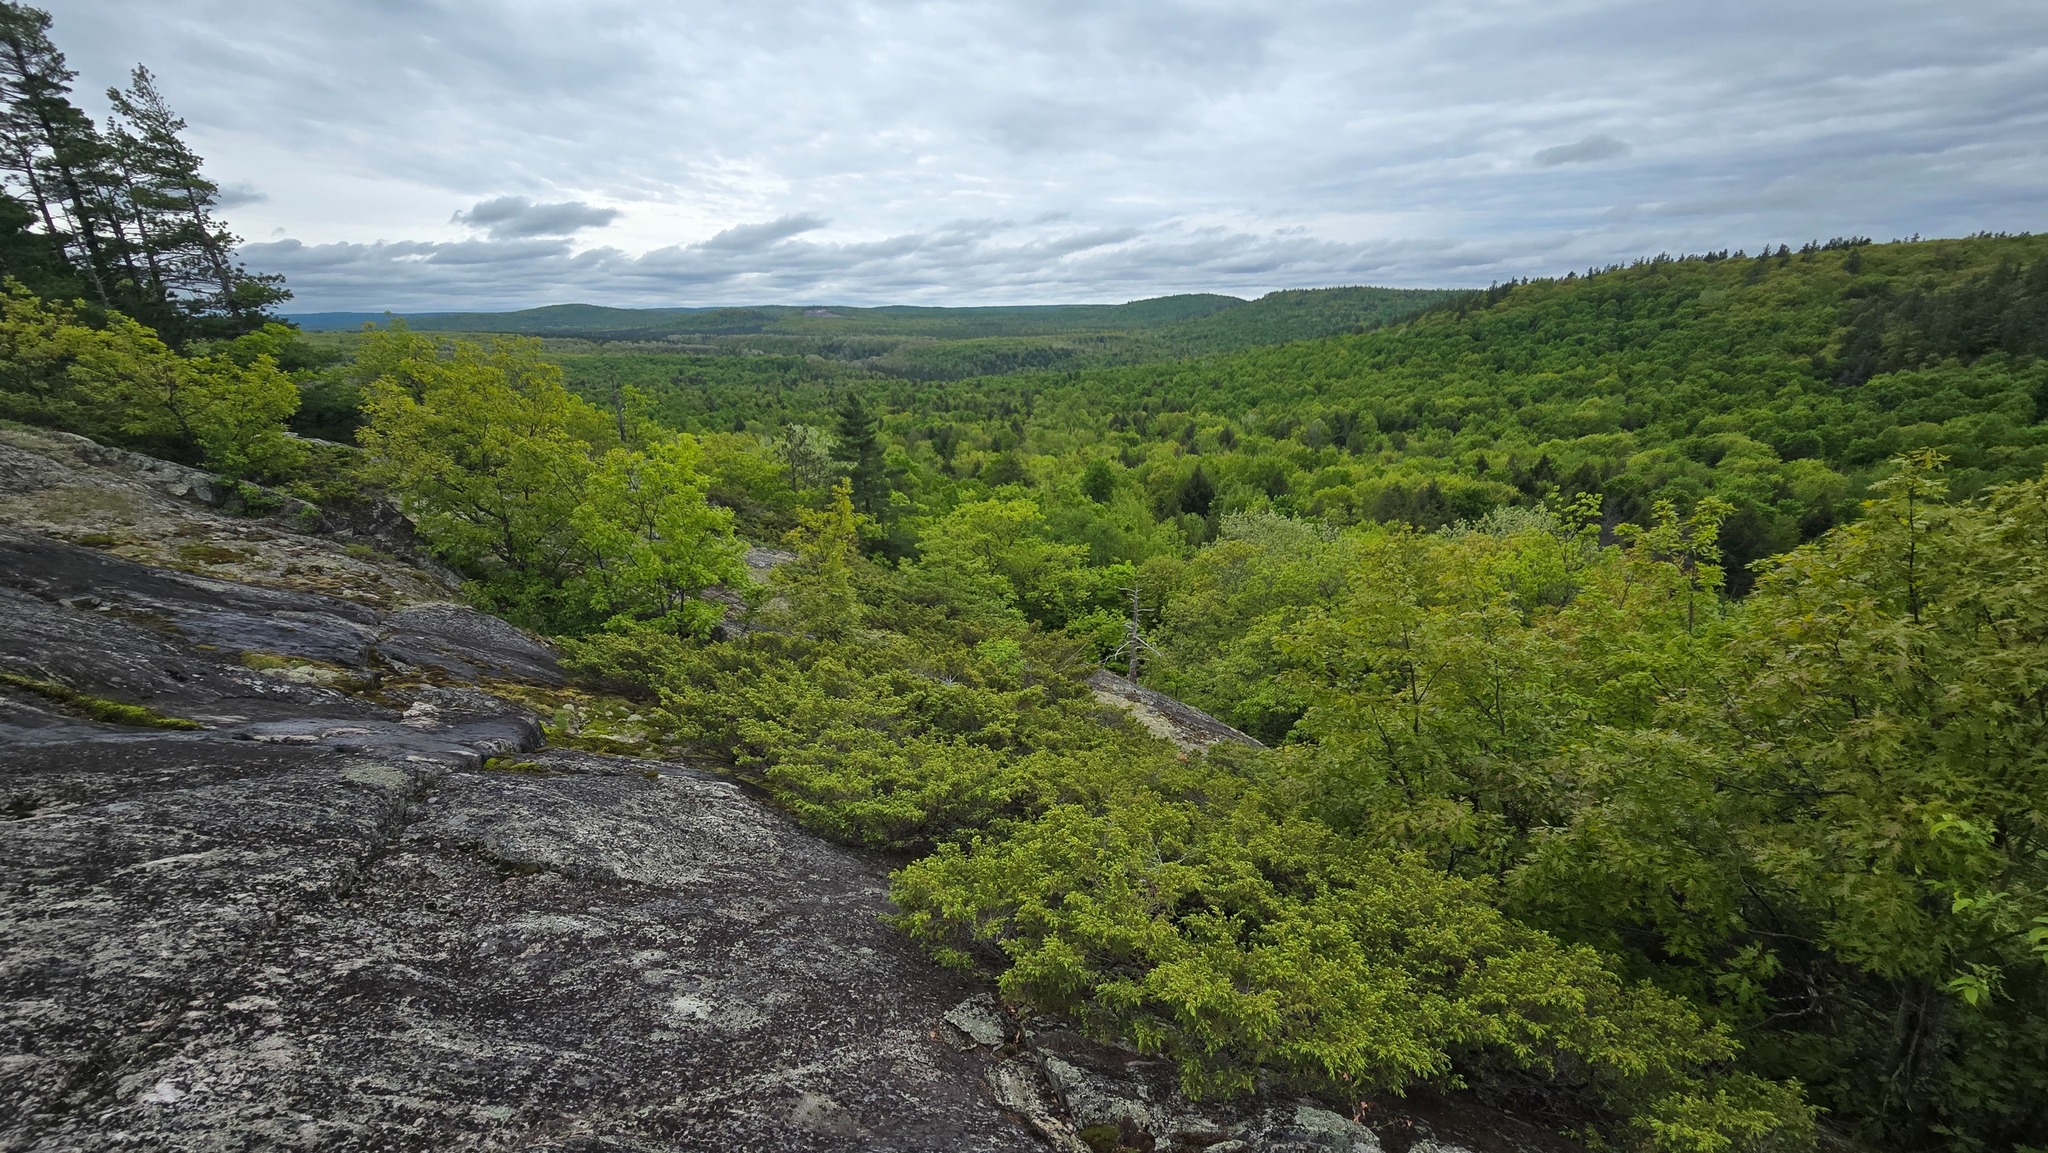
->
[0, 6, 286, 341]
[1176, 464, 1215, 518]
[0, 2, 113, 304]
[0, 186, 73, 294]
[105, 66, 285, 339]
[834, 390, 887, 515]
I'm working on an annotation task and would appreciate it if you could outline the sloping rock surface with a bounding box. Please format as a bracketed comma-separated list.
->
[1086, 669, 1263, 753]
[0, 424, 457, 606]
[0, 532, 1040, 1152]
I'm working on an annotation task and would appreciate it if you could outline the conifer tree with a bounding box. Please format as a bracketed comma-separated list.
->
[0, 186, 71, 293]
[0, 5, 286, 341]
[106, 65, 287, 337]
[834, 390, 887, 515]
[0, 1, 113, 303]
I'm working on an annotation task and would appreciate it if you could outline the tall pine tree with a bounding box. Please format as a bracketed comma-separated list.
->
[833, 390, 888, 516]
[107, 65, 286, 338]
[0, 4, 285, 342]
[0, 1, 113, 304]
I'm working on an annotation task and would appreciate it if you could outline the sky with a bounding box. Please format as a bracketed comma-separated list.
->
[52, 0, 2048, 311]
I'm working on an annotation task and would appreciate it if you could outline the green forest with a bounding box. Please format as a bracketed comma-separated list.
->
[7, 3, 2048, 1148]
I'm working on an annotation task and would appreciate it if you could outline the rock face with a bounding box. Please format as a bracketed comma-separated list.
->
[1086, 669, 1263, 753]
[964, 1011, 1562, 1153]
[0, 530, 1044, 1151]
[2, 738, 1039, 1151]
[0, 528, 559, 704]
[0, 424, 457, 606]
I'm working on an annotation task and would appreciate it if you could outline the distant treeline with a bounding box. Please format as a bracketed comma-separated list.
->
[296, 285, 1453, 381]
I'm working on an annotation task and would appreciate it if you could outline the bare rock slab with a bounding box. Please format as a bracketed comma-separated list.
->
[0, 742, 1044, 1152]
[0, 530, 1040, 1152]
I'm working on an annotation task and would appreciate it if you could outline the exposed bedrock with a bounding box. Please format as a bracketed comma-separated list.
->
[0, 531, 1039, 1151]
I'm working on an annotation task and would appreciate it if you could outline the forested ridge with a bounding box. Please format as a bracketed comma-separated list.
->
[5, 3, 2048, 1145]
[296, 283, 1453, 387]
[530, 233, 2048, 588]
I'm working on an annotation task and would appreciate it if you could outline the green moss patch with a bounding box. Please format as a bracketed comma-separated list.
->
[477, 681, 674, 757]
[239, 651, 369, 692]
[481, 756, 556, 776]
[0, 671, 203, 730]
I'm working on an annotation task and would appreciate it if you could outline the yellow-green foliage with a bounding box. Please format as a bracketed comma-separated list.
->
[338, 237, 2048, 1151]
[0, 284, 305, 479]
[894, 792, 1810, 1150]
[555, 455, 2048, 1150]
[563, 480, 1824, 1153]
[353, 325, 748, 636]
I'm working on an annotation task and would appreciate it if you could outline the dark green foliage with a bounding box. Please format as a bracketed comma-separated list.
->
[1174, 465, 1215, 518]
[1080, 458, 1118, 503]
[1830, 254, 2048, 385]
[834, 389, 887, 515]
[0, 4, 286, 343]
[0, 188, 74, 296]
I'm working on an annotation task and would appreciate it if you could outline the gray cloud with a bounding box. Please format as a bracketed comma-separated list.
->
[699, 214, 829, 252]
[1534, 134, 1632, 167]
[452, 196, 619, 239]
[49, 0, 2048, 308]
[242, 220, 1505, 311]
[214, 180, 266, 208]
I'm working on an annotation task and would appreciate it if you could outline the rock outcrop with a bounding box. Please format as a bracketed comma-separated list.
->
[0, 529, 1043, 1151]
[1086, 669, 1264, 753]
[0, 424, 457, 606]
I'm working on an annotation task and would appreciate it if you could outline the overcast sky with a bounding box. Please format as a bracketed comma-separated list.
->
[53, 0, 2048, 311]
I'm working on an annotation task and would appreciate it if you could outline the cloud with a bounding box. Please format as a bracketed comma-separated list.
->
[1534, 135, 1633, 167]
[242, 219, 1515, 312]
[214, 181, 267, 208]
[452, 196, 619, 239]
[50, 0, 2048, 308]
[698, 214, 830, 252]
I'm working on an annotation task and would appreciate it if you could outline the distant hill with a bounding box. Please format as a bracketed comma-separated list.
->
[289, 304, 718, 334]
[289, 287, 1449, 347]
[289, 294, 1252, 338]
[291, 287, 1457, 382]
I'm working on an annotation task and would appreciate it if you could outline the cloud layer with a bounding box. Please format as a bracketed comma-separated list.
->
[451, 196, 620, 239]
[242, 220, 1504, 308]
[1535, 135, 1632, 167]
[54, 0, 2048, 310]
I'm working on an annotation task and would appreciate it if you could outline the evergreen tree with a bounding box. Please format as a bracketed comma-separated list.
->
[1175, 463, 1215, 518]
[0, 6, 285, 341]
[0, 186, 71, 295]
[107, 65, 287, 338]
[834, 390, 887, 515]
[0, 2, 113, 304]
